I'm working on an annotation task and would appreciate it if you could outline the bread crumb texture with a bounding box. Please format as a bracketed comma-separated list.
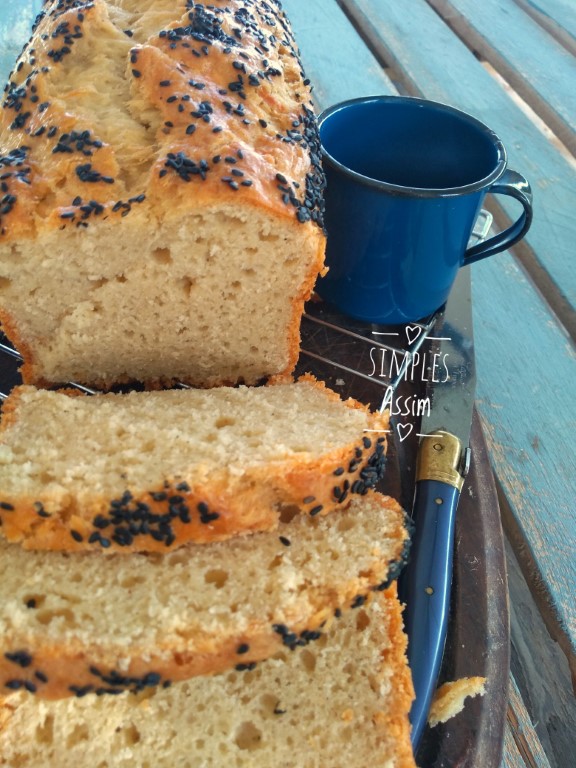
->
[0, 490, 410, 701]
[428, 676, 487, 727]
[0, 589, 416, 767]
[0, 379, 389, 551]
[0, 0, 326, 388]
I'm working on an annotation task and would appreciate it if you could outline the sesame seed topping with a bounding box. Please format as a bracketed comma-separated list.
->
[236, 643, 250, 655]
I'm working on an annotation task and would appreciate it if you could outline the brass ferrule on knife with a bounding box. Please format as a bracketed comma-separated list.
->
[416, 431, 465, 491]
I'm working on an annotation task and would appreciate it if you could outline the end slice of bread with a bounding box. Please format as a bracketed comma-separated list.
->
[0, 377, 389, 552]
[0, 586, 416, 768]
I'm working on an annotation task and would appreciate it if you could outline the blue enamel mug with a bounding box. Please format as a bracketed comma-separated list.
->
[316, 96, 533, 324]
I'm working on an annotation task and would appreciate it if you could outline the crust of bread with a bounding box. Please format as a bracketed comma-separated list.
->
[0, 376, 390, 552]
[428, 676, 487, 727]
[0, 491, 409, 701]
[0, 588, 416, 767]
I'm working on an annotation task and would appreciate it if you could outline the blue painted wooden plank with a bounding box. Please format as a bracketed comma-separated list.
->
[283, 0, 576, 661]
[427, 0, 576, 156]
[0, 1, 43, 85]
[279, 0, 395, 107]
[472, 253, 576, 660]
[503, 674, 553, 768]
[340, 0, 576, 316]
[516, 0, 576, 51]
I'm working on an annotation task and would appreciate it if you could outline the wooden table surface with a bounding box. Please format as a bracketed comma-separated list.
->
[1, 2, 575, 767]
[278, 1, 575, 766]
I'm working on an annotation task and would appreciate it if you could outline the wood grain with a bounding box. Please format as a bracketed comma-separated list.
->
[513, 0, 576, 56]
[506, 536, 576, 768]
[278, 0, 395, 107]
[506, 674, 554, 768]
[427, 0, 576, 155]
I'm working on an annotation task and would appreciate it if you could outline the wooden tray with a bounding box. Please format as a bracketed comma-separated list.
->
[296, 301, 510, 767]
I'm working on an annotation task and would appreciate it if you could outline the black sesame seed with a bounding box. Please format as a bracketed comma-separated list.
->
[0, 502, 14, 511]
[302, 496, 315, 505]
[5, 650, 33, 668]
[236, 643, 250, 655]
[333, 467, 345, 476]
[235, 662, 257, 672]
[70, 684, 94, 698]
[309, 505, 323, 517]
[70, 530, 83, 542]
[279, 536, 291, 547]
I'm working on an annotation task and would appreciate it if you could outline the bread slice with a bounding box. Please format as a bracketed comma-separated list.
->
[0, 0, 325, 389]
[0, 490, 409, 701]
[0, 377, 389, 552]
[0, 586, 416, 768]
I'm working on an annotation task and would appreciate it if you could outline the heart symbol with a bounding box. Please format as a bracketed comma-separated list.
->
[396, 423, 413, 442]
[406, 325, 422, 345]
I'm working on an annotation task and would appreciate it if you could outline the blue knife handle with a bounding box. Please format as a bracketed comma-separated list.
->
[402, 478, 460, 748]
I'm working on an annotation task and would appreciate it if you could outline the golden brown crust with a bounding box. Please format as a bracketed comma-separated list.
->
[0, 0, 324, 238]
[373, 584, 417, 768]
[428, 676, 487, 727]
[0, 379, 390, 553]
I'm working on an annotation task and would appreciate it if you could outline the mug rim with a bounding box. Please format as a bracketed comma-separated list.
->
[318, 95, 508, 198]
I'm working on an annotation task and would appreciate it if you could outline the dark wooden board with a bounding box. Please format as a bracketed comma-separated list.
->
[296, 301, 509, 767]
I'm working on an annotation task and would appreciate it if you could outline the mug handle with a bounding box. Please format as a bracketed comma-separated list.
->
[463, 169, 533, 264]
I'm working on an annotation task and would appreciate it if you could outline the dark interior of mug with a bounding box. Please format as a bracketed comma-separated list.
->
[320, 98, 503, 190]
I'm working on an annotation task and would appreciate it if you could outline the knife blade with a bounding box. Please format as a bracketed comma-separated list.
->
[399, 266, 476, 748]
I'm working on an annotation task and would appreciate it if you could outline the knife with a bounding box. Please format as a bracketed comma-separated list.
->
[399, 266, 476, 749]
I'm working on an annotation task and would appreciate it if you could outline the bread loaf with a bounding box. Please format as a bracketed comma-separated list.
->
[0, 490, 409, 701]
[0, 377, 389, 552]
[0, 587, 416, 768]
[0, 0, 325, 389]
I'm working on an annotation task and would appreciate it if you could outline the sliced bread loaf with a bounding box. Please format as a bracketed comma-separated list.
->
[0, 0, 325, 389]
[0, 377, 388, 552]
[0, 586, 416, 768]
[0, 490, 409, 701]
